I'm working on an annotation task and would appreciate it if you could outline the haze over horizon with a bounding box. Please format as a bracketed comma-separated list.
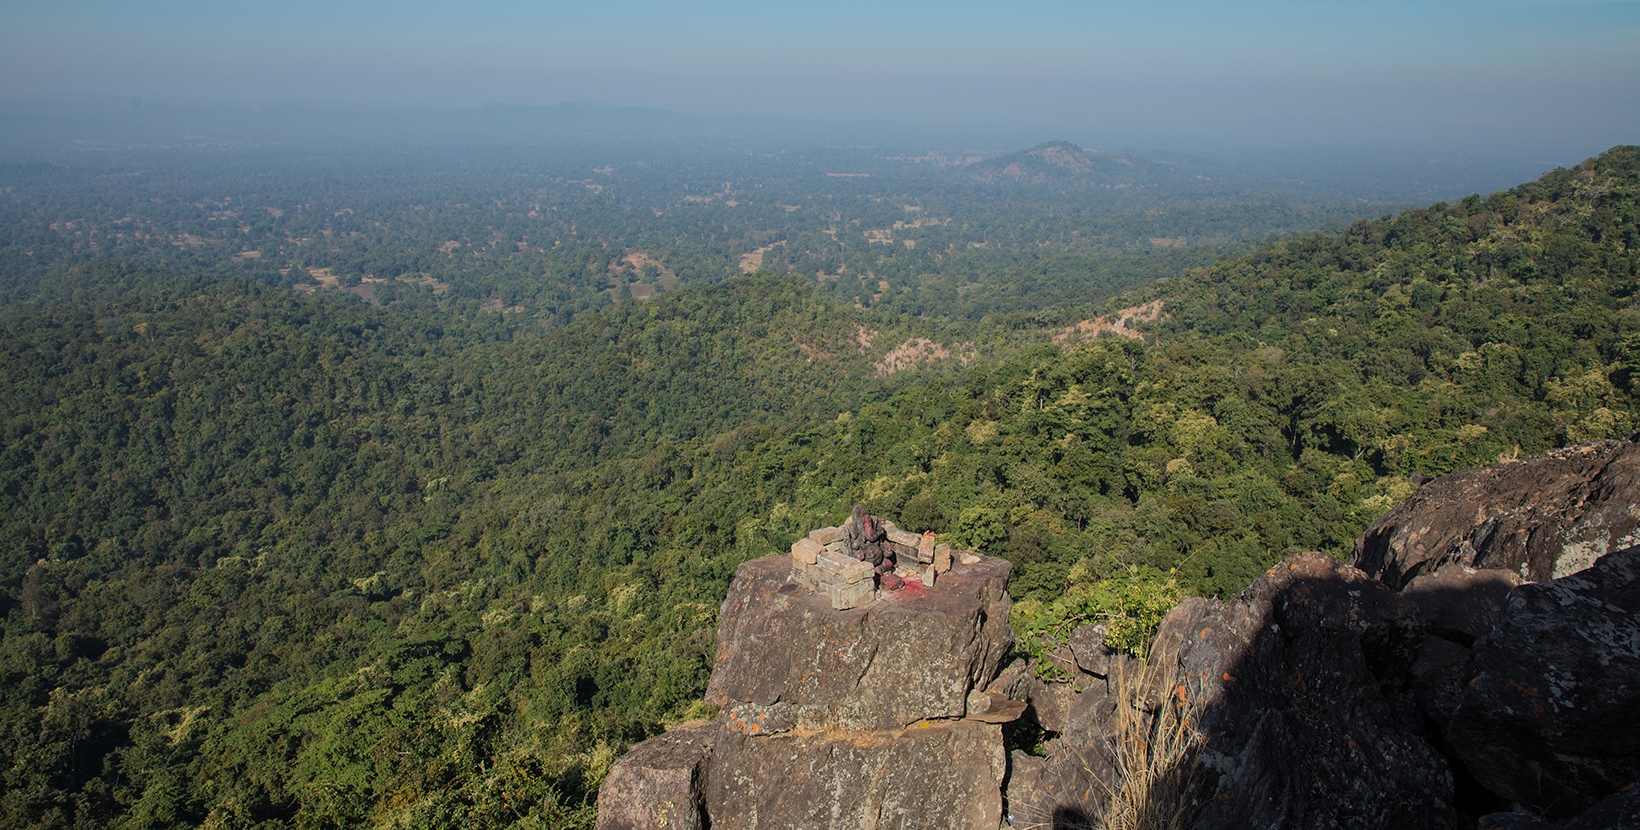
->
[3, 0, 1637, 160]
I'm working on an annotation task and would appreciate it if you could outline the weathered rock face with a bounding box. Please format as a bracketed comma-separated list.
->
[707, 553, 1015, 731]
[1558, 785, 1640, 829]
[594, 721, 716, 830]
[1354, 437, 1640, 589]
[1398, 563, 1525, 728]
[1005, 553, 1456, 830]
[1401, 563, 1523, 644]
[1149, 552, 1456, 830]
[600, 551, 1019, 830]
[1007, 742, 1118, 830]
[1447, 546, 1640, 820]
[1001, 637, 1127, 829]
[704, 720, 1007, 830]
[1478, 785, 1640, 830]
[602, 441, 1640, 830]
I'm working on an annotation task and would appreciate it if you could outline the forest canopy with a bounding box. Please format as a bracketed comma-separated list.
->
[0, 143, 1635, 829]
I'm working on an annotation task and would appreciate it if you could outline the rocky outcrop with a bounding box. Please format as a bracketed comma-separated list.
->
[1345, 439, 1640, 827]
[1152, 553, 1456, 830]
[1448, 547, 1640, 820]
[705, 720, 1007, 830]
[1008, 538, 1640, 830]
[707, 552, 1014, 731]
[1011, 510, 1639, 830]
[1483, 785, 1640, 829]
[601, 441, 1640, 830]
[594, 721, 716, 830]
[1354, 437, 1640, 589]
[599, 549, 1019, 829]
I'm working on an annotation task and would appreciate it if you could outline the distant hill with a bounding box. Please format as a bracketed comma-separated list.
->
[965, 140, 1192, 188]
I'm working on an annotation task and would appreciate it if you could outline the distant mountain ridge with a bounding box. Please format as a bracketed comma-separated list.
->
[966, 140, 1193, 188]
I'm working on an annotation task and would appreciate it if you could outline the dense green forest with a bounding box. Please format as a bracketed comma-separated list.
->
[0, 143, 1635, 829]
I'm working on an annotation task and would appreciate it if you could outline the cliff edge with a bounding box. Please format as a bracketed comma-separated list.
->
[598, 549, 1017, 830]
[597, 439, 1640, 829]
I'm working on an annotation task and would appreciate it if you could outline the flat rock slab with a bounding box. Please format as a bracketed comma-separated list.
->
[703, 720, 1006, 830]
[707, 553, 1014, 731]
[1354, 438, 1640, 589]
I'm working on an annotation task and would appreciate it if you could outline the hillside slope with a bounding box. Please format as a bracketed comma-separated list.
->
[966, 141, 1192, 188]
[0, 146, 1635, 829]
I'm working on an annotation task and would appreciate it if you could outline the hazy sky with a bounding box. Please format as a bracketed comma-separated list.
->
[3, 0, 1636, 155]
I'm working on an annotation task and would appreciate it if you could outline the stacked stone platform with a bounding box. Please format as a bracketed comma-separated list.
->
[788, 519, 965, 610]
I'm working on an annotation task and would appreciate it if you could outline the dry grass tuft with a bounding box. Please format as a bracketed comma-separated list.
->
[1096, 658, 1208, 830]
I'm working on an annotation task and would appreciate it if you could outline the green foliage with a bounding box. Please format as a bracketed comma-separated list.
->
[0, 145, 1636, 829]
[1012, 566, 1183, 679]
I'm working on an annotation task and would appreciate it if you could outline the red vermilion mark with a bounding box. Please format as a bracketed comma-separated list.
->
[894, 579, 930, 599]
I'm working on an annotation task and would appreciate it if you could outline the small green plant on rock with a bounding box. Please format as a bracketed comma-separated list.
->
[1012, 565, 1182, 679]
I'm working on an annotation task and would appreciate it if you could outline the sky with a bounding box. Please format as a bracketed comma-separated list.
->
[2, 0, 1637, 158]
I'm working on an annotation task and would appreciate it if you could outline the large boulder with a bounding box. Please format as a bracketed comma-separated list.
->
[601, 549, 1018, 830]
[1354, 438, 1640, 589]
[1399, 563, 1524, 727]
[1447, 547, 1640, 820]
[703, 720, 1007, 830]
[1005, 742, 1118, 830]
[1154, 552, 1455, 830]
[706, 553, 1014, 731]
[594, 721, 716, 830]
[1020, 674, 1117, 746]
[1401, 564, 1523, 645]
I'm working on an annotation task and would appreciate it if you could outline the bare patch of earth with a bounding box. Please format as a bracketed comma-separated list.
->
[480, 299, 526, 313]
[399, 275, 451, 294]
[1051, 300, 1165, 346]
[620, 252, 679, 290]
[740, 245, 777, 273]
[891, 217, 948, 230]
[874, 338, 977, 377]
[286, 269, 451, 301]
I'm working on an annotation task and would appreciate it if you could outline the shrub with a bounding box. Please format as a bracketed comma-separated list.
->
[1011, 566, 1182, 679]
